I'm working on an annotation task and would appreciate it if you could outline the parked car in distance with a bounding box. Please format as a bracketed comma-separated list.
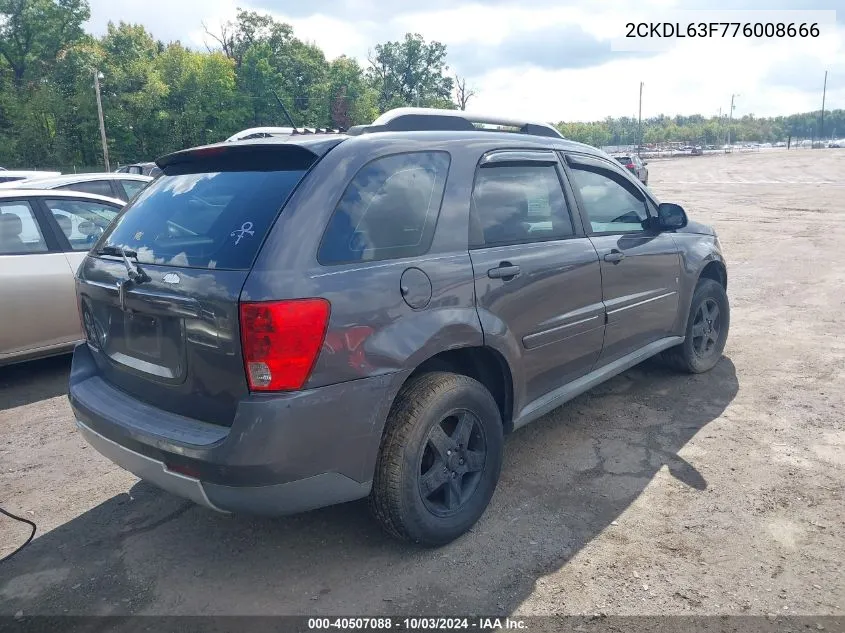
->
[0, 173, 152, 203]
[613, 154, 649, 184]
[1, 190, 125, 366]
[115, 162, 162, 178]
[828, 141, 842, 148]
[226, 127, 295, 141]
[0, 170, 61, 184]
[69, 108, 729, 545]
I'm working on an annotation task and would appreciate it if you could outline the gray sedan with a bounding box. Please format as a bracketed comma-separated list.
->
[0, 189, 125, 365]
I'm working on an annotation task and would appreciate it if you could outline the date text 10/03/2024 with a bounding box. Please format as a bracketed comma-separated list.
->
[307, 617, 528, 630]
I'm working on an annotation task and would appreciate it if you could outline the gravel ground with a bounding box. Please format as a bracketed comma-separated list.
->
[1, 149, 843, 620]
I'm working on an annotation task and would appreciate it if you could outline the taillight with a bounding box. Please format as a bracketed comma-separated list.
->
[625, 163, 635, 169]
[239, 299, 331, 391]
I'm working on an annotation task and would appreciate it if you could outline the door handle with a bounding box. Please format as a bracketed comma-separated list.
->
[487, 263, 521, 280]
[604, 250, 625, 264]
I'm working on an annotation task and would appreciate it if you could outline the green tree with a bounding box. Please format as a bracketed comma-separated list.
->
[0, 0, 90, 85]
[327, 56, 377, 128]
[209, 10, 332, 128]
[158, 44, 240, 149]
[99, 23, 168, 163]
[366, 33, 454, 111]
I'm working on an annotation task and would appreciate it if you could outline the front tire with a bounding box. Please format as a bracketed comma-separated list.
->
[663, 278, 730, 373]
[369, 372, 504, 546]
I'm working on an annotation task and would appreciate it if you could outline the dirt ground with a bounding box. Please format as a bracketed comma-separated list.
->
[1, 149, 843, 619]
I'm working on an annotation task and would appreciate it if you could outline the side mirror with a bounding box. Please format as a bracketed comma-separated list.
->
[642, 161, 648, 166]
[657, 202, 688, 230]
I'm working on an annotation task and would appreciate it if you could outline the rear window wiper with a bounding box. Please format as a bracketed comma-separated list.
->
[96, 245, 151, 283]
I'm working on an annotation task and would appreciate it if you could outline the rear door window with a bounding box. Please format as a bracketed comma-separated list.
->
[100, 168, 307, 269]
[318, 152, 450, 264]
[471, 162, 574, 247]
[57, 180, 115, 198]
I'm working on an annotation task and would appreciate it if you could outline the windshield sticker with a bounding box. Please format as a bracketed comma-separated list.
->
[231, 221, 255, 245]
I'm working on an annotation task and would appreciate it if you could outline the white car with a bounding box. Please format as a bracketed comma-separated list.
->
[0, 170, 61, 184]
[0, 172, 152, 202]
[0, 189, 125, 365]
[226, 127, 295, 141]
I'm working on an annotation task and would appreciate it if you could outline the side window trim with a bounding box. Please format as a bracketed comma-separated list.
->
[479, 149, 559, 167]
[109, 180, 127, 202]
[561, 154, 654, 236]
[30, 197, 68, 252]
[469, 149, 581, 250]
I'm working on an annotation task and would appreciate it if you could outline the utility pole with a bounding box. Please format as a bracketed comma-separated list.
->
[727, 93, 739, 149]
[94, 70, 110, 171]
[718, 107, 722, 148]
[820, 70, 828, 146]
[637, 81, 643, 157]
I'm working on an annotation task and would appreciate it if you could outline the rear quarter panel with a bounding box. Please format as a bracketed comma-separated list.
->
[242, 136, 488, 396]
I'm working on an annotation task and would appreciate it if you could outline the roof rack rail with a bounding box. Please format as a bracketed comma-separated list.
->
[346, 107, 564, 139]
[290, 127, 343, 135]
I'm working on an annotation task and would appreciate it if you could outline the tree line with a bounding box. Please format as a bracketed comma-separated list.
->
[0, 1, 841, 170]
[558, 112, 845, 149]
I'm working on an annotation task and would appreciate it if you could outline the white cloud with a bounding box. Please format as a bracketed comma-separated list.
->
[86, 0, 845, 121]
[87, 0, 236, 44]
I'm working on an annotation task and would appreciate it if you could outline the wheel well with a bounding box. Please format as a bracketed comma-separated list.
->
[409, 347, 514, 433]
[699, 261, 727, 290]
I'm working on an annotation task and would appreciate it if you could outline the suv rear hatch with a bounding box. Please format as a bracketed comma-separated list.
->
[76, 142, 335, 426]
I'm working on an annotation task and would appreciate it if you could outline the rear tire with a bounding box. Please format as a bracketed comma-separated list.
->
[369, 372, 504, 546]
[662, 278, 730, 373]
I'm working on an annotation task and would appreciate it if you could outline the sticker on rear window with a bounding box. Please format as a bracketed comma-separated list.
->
[230, 221, 254, 245]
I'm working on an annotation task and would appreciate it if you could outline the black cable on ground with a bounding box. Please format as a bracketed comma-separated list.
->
[0, 505, 37, 563]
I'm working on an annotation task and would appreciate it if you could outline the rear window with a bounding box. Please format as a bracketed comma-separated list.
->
[615, 157, 631, 164]
[99, 169, 306, 269]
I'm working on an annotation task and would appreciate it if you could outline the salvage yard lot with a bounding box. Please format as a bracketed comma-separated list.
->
[1, 149, 843, 617]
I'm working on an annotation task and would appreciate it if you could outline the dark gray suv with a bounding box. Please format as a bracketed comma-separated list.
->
[69, 108, 729, 545]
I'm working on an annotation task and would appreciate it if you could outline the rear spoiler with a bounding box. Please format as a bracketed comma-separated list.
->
[157, 137, 345, 172]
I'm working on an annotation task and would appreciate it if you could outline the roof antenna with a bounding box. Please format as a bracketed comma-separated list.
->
[271, 90, 297, 128]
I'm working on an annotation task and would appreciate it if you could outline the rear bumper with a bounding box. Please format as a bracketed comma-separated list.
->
[76, 420, 372, 514]
[69, 344, 408, 515]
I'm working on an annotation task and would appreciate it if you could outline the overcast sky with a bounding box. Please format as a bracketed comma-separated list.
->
[86, 0, 845, 122]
